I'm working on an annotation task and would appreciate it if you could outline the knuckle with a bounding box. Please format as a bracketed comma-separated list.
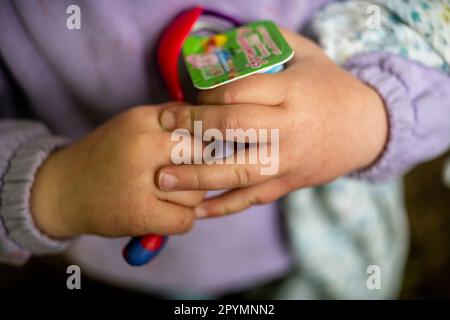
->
[190, 170, 201, 189]
[174, 213, 194, 234]
[247, 194, 262, 206]
[233, 166, 251, 186]
[219, 205, 232, 216]
[120, 106, 155, 130]
[180, 107, 194, 129]
[192, 191, 206, 205]
[123, 106, 147, 123]
[218, 113, 241, 131]
[221, 87, 239, 105]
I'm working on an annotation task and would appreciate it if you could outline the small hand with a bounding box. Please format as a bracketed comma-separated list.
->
[156, 29, 388, 218]
[31, 104, 204, 238]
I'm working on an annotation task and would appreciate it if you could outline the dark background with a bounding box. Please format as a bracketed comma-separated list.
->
[1, 151, 450, 299]
[400, 151, 450, 298]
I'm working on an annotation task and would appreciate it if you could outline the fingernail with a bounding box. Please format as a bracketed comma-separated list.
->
[159, 172, 178, 190]
[160, 110, 175, 130]
[194, 207, 208, 218]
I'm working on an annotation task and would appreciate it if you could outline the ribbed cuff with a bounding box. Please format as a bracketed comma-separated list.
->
[344, 54, 415, 181]
[1, 134, 72, 254]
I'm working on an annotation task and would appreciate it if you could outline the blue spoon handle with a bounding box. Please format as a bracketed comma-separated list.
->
[123, 235, 168, 266]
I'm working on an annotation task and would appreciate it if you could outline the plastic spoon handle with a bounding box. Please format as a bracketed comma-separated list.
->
[123, 235, 168, 266]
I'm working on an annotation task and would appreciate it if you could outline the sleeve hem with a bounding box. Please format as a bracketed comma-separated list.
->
[1, 134, 74, 254]
[344, 54, 415, 181]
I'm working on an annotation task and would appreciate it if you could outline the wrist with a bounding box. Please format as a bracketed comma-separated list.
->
[30, 146, 73, 238]
[360, 83, 388, 168]
[345, 77, 389, 173]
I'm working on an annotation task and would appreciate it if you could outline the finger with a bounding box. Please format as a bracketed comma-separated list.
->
[197, 73, 286, 106]
[196, 29, 313, 107]
[144, 127, 208, 168]
[167, 131, 208, 164]
[194, 179, 290, 218]
[156, 190, 205, 207]
[156, 152, 279, 191]
[279, 28, 303, 53]
[135, 102, 190, 127]
[278, 28, 324, 63]
[140, 200, 195, 235]
[159, 104, 283, 140]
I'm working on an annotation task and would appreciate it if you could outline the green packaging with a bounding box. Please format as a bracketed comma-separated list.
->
[182, 20, 294, 89]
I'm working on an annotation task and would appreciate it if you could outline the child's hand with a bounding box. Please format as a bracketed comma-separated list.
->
[30, 104, 204, 238]
[156, 30, 388, 217]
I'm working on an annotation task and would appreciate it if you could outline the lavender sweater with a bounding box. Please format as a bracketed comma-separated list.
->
[1, 0, 450, 294]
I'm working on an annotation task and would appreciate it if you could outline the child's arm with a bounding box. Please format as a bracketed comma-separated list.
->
[345, 52, 450, 181]
[311, 0, 450, 180]
[0, 65, 70, 264]
[0, 60, 201, 265]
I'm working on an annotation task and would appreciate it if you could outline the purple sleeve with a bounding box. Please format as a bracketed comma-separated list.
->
[344, 53, 450, 181]
[0, 70, 71, 265]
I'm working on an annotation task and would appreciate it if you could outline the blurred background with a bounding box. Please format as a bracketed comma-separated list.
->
[1, 151, 450, 299]
[400, 151, 450, 299]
